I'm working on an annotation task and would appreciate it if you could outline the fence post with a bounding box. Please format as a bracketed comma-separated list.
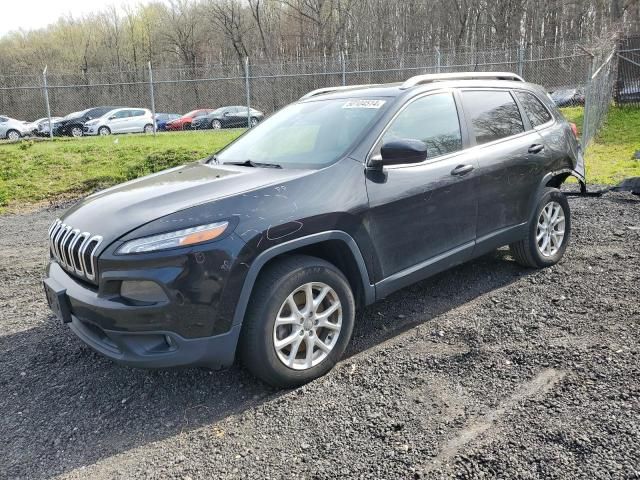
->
[42, 66, 53, 140]
[517, 45, 525, 78]
[341, 51, 347, 86]
[147, 62, 156, 136]
[436, 48, 441, 73]
[245, 56, 252, 129]
[581, 51, 596, 151]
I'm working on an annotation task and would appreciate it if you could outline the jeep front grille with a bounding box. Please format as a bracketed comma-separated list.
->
[48, 219, 103, 281]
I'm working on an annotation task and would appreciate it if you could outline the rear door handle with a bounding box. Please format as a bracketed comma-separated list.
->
[450, 164, 474, 176]
[528, 144, 545, 154]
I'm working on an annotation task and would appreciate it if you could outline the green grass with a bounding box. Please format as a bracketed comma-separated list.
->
[560, 106, 640, 185]
[0, 130, 243, 211]
[1, 107, 638, 211]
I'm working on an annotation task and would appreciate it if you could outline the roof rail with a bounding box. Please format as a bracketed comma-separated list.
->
[401, 72, 524, 89]
[300, 84, 381, 100]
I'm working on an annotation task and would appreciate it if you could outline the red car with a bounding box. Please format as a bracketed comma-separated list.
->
[165, 109, 215, 131]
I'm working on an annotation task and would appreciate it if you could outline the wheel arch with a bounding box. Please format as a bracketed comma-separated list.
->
[528, 169, 579, 222]
[231, 231, 375, 329]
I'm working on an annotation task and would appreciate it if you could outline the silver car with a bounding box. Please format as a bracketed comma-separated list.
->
[83, 108, 155, 136]
[0, 116, 30, 140]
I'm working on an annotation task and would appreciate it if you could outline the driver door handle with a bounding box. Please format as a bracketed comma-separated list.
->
[450, 164, 474, 176]
[528, 144, 545, 154]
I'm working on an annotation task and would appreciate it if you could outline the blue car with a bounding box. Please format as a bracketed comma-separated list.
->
[155, 113, 181, 131]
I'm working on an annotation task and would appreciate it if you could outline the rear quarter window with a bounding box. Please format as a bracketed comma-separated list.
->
[462, 90, 524, 145]
[515, 91, 553, 127]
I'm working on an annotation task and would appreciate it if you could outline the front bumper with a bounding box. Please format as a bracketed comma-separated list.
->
[44, 234, 249, 369]
[83, 125, 99, 135]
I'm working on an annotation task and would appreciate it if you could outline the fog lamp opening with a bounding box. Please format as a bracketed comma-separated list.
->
[120, 280, 168, 304]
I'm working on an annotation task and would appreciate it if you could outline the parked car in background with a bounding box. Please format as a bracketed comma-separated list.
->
[155, 113, 181, 131]
[36, 117, 64, 136]
[549, 87, 585, 107]
[165, 109, 215, 131]
[52, 107, 123, 137]
[83, 108, 155, 136]
[23, 117, 48, 135]
[0, 115, 30, 140]
[192, 106, 265, 130]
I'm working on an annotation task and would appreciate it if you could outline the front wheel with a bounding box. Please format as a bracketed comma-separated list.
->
[510, 187, 571, 268]
[250, 117, 259, 127]
[70, 126, 83, 137]
[6, 129, 20, 141]
[239, 255, 355, 388]
[211, 119, 222, 130]
[98, 126, 111, 136]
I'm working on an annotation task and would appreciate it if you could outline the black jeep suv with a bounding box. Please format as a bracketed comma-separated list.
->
[44, 72, 585, 387]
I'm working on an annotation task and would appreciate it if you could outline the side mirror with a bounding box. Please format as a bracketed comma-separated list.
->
[108, 116, 116, 120]
[372, 139, 428, 169]
[223, 112, 230, 117]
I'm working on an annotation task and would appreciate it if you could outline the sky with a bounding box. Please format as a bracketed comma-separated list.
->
[0, 0, 152, 37]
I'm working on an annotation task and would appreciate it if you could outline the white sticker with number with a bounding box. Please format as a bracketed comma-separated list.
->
[342, 100, 386, 109]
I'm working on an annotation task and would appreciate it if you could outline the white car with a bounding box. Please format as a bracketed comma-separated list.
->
[83, 108, 155, 136]
[22, 117, 63, 136]
[0, 116, 30, 140]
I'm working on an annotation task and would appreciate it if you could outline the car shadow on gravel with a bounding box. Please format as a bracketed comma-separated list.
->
[0, 249, 532, 479]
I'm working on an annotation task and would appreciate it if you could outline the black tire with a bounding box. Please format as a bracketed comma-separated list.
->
[143, 124, 154, 134]
[250, 117, 259, 127]
[6, 129, 20, 141]
[211, 119, 222, 130]
[183, 123, 192, 131]
[69, 125, 84, 137]
[510, 187, 571, 268]
[239, 255, 355, 388]
[98, 126, 111, 136]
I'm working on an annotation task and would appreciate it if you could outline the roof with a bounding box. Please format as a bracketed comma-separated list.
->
[300, 72, 533, 102]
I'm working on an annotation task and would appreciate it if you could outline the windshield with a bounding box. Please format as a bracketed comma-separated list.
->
[65, 109, 88, 120]
[185, 110, 203, 117]
[217, 98, 388, 168]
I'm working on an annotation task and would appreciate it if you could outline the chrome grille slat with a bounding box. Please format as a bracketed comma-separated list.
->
[47, 219, 102, 282]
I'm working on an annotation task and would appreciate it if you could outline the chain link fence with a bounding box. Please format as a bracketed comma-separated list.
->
[0, 37, 631, 151]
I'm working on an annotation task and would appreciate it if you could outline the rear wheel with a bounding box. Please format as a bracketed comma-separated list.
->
[143, 124, 154, 134]
[510, 187, 571, 268]
[98, 126, 111, 136]
[6, 129, 20, 141]
[240, 255, 355, 388]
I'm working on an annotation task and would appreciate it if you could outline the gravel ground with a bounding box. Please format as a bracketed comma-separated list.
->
[0, 189, 638, 480]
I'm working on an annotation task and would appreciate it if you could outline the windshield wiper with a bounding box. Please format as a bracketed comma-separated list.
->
[205, 154, 219, 164]
[225, 160, 282, 169]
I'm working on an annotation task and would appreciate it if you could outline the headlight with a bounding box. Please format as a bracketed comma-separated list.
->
[117, 221, 229, 254]
[85, 120, 98, 126]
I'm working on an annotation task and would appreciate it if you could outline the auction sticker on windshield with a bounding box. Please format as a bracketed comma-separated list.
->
[342, 100, 386, 109]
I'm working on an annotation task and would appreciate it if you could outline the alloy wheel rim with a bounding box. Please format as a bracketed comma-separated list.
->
[8, 131, 19, 140]
[537, 201, 565, 257]
[72, 127, 82, 137]
[273, 282, 342, 370]
[212, 121, 221, 129]
[99, 128, 109, 136]
[251, 118, 258, 127]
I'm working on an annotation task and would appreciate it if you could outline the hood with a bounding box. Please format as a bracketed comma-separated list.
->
[60, 161, 311, 243]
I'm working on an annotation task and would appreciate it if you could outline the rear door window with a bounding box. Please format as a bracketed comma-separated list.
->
[462, 90, 525, 145]
[381, 93, 463, 159]
[514, 91, 553, 127]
